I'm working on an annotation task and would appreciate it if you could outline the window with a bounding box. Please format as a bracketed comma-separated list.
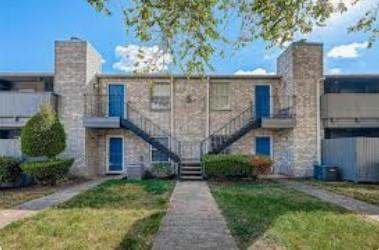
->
[0, 129, 21, 139]
[210, 83, 230, 110]
[151, 137, 169, 162]
[151, 83, 170, 110]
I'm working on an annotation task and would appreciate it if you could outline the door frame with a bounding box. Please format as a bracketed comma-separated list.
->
[254, 84, 273, 118]
[107, 83, 127, 118]
[106, 135, 125, 174]
[253, 135, 273, 158]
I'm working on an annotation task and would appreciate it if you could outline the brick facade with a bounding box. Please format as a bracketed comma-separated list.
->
[54, 39, 322, 178]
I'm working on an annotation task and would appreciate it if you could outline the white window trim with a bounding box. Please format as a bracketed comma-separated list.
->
[106, 135, 125, 174]
[107, 83, 127, 118]
[254, 84, 273, 117]
[150, 136, 170, 163]
[253, 135, 273, 158]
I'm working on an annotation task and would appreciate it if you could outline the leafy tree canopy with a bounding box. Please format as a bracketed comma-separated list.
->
[88, 0, 378, 73]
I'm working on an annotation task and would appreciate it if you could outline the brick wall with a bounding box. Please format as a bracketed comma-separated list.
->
[54, 40, 102, 178]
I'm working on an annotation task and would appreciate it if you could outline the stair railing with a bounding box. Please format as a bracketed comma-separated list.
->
[201, 105, 253, 155]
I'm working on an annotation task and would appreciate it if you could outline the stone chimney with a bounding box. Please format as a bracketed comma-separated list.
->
[277, 40, 323, 176]
[54, 39, 102, 178]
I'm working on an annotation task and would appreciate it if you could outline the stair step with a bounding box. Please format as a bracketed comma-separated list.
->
[181, 161, 201, 166]
[181, 170, 202, 175]
[181, 166, 201, 170]
[180, 175, 203, 180]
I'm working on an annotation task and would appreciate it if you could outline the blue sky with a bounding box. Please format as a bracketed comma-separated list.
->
[0, 0, 378, 75]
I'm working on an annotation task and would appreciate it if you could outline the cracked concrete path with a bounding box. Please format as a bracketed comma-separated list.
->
[0, 177, 111, 229]
[152, 181, 238, 250]
[282, 180, 379, 222]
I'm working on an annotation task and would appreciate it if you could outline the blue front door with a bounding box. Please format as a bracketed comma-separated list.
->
[256, 137, 271, 156]
[108, 137, 123, 172]
[255, 85, 270, 119]
[108, 84, 125, 117]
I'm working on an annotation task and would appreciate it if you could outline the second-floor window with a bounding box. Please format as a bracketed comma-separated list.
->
[151, 82, 170, 110]
[210, 82, 230, 110]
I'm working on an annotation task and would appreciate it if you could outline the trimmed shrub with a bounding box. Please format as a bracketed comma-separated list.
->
[21, 159, 73, 185]
[151, 163, 173, 178]
[21, 104, 66, 159]
[203, 154, 252, 179]
[0, 156, 22, 183]
[250, 155, 274, 176]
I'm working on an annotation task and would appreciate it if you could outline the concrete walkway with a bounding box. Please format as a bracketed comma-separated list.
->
[282, 180, 379, 222]
[152, 181, 238, 250]
[0, 178, 109, 229]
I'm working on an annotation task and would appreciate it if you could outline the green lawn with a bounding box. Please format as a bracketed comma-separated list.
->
[210, 181, 379, 250]
[0, 179, 174, 250]
[304, 180, 379, 206]
[0, 180, 83, 209]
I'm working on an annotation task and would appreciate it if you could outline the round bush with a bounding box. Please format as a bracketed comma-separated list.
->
[21, 159, 73, 185]
[0, 156, 22, 183]
[21, 104, 66, 158]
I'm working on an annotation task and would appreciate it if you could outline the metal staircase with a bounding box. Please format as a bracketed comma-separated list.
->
[123, 104, 181, 163]
[85, 94, 293, 180]
[201, 106, 259, 154]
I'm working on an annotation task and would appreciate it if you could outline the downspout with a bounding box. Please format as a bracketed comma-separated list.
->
[205, 77, 210, 152]
[316, 77, 325, 165]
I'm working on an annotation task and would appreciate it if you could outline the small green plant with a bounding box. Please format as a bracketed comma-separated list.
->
[0, 156, 22, 183]
[21, 104, 66, 159]
[21, 159, 73, 185]
[203, 154, 252, 179]
[151, 163, 173, 178]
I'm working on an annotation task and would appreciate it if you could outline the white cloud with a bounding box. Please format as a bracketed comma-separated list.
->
[328, 68, 342, 74]
[327, 41, 368, 58]
[113, 45, 173, 73]
[234, 68, 275, 75]
[309, 0, 376, 39]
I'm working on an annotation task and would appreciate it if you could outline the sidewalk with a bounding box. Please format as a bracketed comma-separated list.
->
[282, 180, 379, 222]
[0, 178, 109, 229]
[152, 181, 238, 250]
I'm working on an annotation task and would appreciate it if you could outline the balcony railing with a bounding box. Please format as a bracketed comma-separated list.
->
[0, 92, 57, 118]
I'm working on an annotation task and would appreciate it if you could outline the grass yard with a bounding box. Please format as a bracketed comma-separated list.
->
[304, 180, 379, 206]
[0, 179, 174, 250]
[210, 181, 379, 250]
[0, 180, 84, 209]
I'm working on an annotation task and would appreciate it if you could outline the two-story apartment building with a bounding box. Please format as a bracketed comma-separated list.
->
[1, 38, 377, 179]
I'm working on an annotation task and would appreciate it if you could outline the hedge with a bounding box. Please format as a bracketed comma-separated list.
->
[202, 154, 252, 179]
[21, 159, 73, 185]
[0, 156, 22, 183]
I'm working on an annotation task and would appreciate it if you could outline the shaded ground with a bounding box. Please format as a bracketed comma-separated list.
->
[210, 181, 379, 250]
[0, 179, 85, 209]
[0, 179, 174, 250]
[304, 179, 379, 206]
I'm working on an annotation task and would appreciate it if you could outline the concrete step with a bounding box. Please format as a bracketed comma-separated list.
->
[181, 161, 201, 166]
[181, 166, 201, 170]
[181, 170, 202, 175]
[180, 175, 203, 180]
